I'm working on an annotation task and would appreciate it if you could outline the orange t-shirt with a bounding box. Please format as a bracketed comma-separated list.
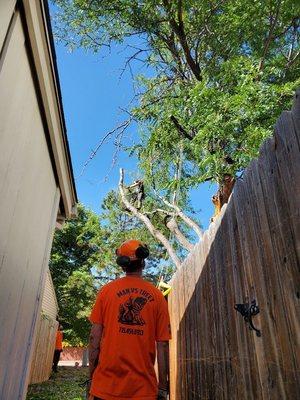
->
[89, 276, 171, 400]
[55, 330, 63, 350]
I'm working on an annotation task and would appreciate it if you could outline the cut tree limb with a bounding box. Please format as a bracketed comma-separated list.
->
[119, 168, 182, 269]
[144, 208, 194, 251]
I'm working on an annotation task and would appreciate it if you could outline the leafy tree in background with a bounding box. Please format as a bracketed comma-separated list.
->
[50, 204, 103, 344]
[59, 269, 96, 345]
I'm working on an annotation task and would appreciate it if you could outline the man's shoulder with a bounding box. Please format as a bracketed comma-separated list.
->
[140, 279, 165, 298]
[100, 277, 123, 291]
[99, 277, 164, 298]
[96, 279, 118, 296]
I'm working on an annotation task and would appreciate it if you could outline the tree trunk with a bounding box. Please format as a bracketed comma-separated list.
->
[211, 175, 235, 220]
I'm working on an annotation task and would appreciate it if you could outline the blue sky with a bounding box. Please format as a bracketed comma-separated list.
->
[53, 24, 216, 230]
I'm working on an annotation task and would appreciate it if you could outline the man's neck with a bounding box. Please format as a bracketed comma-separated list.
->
[126, 271, 143, 278]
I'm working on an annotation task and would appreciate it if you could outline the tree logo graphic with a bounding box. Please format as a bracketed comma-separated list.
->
[118, 296, 147, 326]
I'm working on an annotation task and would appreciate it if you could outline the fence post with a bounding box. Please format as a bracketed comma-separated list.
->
[82, 348, 89, 367]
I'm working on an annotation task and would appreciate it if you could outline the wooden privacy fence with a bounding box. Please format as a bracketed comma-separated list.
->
[29, 315, 58, 384]
[168, 91, 300, 400]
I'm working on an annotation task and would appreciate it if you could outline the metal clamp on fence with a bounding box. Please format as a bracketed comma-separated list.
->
[234, 300, 261, 337]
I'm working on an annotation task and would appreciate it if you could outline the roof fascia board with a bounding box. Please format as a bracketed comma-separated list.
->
[22, 0, 77, 218]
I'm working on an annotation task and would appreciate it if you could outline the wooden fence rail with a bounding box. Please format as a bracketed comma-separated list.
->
[168, 91, 300, 400]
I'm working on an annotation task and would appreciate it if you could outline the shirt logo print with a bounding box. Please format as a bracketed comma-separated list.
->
[118, 296, 147, 326]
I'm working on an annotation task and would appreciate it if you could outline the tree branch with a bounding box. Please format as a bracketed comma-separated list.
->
[150, 155, 203, 240]
[165, 217, 194, 251]
[162, 0, 201, 80]
[79, 118, 132, 178]
[170, 115, 194, 140]
[119, 169, 182, 269]
[286, 49, 300, 69]
[258, 0, 282, 72]
[160, 196, 203, 240]
[145, 207, 194, 252]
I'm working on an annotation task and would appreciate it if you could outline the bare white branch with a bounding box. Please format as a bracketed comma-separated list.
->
[119, 168, 182, 269]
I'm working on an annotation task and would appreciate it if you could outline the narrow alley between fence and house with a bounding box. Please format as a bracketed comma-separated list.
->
[1, 1, 300, 400]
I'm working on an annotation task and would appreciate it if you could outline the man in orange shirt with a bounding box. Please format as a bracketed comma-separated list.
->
[88, 240, 171, 400]
[52, 324, 63, 373]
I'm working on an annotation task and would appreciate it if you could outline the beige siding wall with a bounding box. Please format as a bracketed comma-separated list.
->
[0, 0, 16, 50]
[0, 11, 60, 399]
[41, 270, 58, 320]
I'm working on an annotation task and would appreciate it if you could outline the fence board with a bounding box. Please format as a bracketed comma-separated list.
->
[168, 92, 300, 399]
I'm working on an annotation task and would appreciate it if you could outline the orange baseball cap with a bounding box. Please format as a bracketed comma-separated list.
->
[116, 239, 147, 261]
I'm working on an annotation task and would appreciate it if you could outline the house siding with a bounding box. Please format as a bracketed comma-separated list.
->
[0, 2, 76, 398]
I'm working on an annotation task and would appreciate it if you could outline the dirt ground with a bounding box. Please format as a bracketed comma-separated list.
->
[26, 366, 89, 400]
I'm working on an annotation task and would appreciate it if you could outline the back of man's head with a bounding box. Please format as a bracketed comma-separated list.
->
[123, 258, 144, 273]
[116, 239, 149, 273]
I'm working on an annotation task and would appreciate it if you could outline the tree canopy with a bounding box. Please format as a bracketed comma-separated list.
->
[52, 0, 300, 261]
[53, 0, 300, 189]
[50, 205, 103, 344]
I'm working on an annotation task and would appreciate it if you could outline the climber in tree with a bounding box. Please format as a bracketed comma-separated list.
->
[126, 180, 145, 210]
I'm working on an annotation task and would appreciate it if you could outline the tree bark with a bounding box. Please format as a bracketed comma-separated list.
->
[158, 196, 203, 240]
[165, 217, 194, 251]
[162, 0, 201, 81]
[211, 174, 235, 220]
[119, 169, 182, 269]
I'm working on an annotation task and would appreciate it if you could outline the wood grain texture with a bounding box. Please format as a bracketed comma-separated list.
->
[168, 93, 300, 399]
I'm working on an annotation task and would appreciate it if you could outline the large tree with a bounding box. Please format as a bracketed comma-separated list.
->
[52, 0, 299, 263]
[53, 0, 299, 193]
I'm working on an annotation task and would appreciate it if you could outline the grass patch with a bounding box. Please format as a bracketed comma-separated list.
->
[26, 367, 88, 400]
